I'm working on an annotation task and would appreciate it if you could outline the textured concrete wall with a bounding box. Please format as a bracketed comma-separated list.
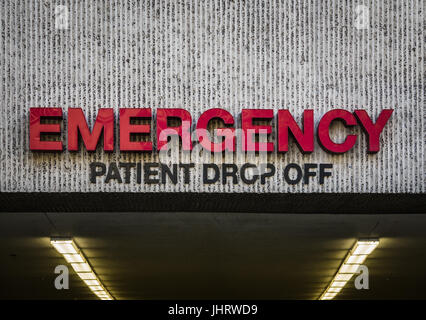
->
[0, 0, 424, 193]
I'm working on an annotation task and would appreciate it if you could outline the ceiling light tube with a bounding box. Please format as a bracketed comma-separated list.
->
[63, 253, 85, 263]
[77, 272, 97, 280]
[346, 255, 367, 264]
[50, 238, 114, 300]
[89, 285, 104, 292]
[334, 274, 353, 281]
[71, 262, 92, 272]
[339, 264, 360, 273]
[51, 239, 78, 254]
[83, 279, 101, 286]
[319, 239, 379, 300]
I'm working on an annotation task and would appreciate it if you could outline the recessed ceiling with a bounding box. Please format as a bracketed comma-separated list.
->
[0, 212, 425, 299]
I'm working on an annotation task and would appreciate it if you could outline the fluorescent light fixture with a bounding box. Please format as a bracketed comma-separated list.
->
[50, 238, 114, 300]
[51, 239, 78, 254]
[95, 290, 113, 300]
[95, 292, 110, 297]
[77, 272, 97, 280]
[89, 285, 104, 292]
[352, 241, 379, 255]
[322, 293, 337, 299]
[339, 264, 360, 273]
[71, 262, 91, 272]
[63, 254, 85, 263]
[84, 279, 100, 286]
[346, 255, 367, 264]
[319, 239, 379, 300]
[330, 281, 347, 288]
[334, 274, 353, 281]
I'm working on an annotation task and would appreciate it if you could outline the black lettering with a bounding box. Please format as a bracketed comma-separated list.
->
[240, 163, 258, 184]
[90, 162, 106, 183]
[144, 163, 159, 184]
[203, 164, 220, 183]
[260, 163, 275, 184]
[319, 163, 333, 184]
[105, 162, 122, 183]
[222, 163, 238, 184]
[304, 163, 317, 184]
[283, 163, 302, 185]
[119, 162, 136, 184]
[161, 164, 178, 184]
[179, 163, 195, 184]
[136, 162, 142, 184]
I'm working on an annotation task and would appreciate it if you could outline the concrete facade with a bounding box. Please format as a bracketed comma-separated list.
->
[0, 0, 424, 193]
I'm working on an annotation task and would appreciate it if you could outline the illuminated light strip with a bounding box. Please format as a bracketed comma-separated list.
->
[51, 238, 114, 300]
[319, 239, 379, 300]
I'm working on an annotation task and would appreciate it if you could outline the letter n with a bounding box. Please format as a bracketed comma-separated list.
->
[278, 110, 314, 153]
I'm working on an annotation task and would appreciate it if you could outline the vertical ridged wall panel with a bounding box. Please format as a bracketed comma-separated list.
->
[0, 1, 424, 193]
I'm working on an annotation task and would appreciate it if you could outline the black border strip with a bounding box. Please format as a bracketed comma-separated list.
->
[0, 193, 425, 213]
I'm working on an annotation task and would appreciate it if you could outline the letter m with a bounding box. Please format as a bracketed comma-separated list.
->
[68, 108, 114, 151]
